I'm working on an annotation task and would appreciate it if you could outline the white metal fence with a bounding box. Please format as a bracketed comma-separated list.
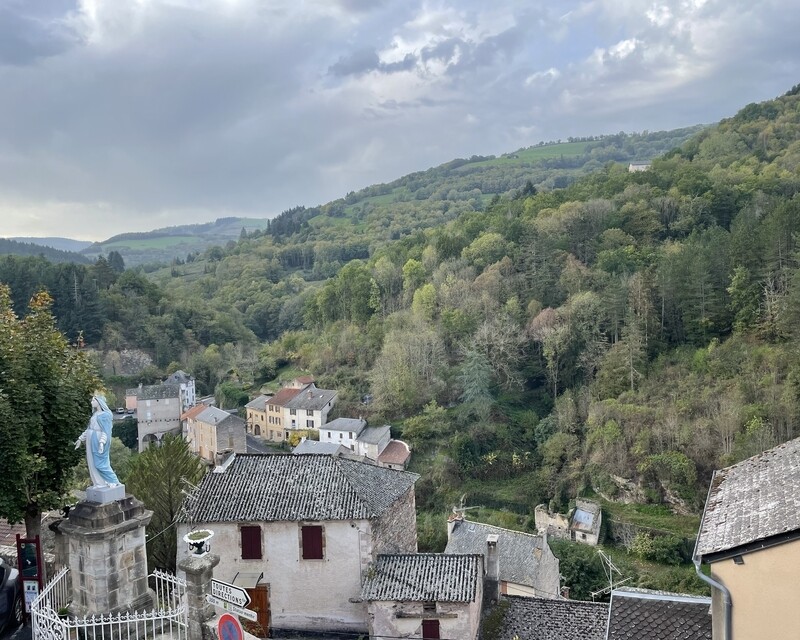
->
[31, 567, 187, 640]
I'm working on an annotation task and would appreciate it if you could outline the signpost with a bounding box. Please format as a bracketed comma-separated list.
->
[207, 595, 258, 622]
[16, 535, 43, 619]
[211, 579, 251, 607]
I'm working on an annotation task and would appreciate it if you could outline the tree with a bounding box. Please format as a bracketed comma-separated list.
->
[0, 286, 98, 540]
[125, 435, 206, 572]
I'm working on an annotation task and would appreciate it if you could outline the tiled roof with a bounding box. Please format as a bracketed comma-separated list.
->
[495, 595, 608, 640]
[184, 454, 418, 523]
[267, 387, 302, 407]
[294, 375, 315, 385]
[697, 436, 800, 557]
[362, 554, 482, 603]
[245, 395, 271, 411]
[607, 588, 711, 640]
[293, 441, 349, 455]
[285, 386, 337, 411]
[0, 519, 25, 545]
[324, 417, 366, 434]
[196, 406, 245, 430]
[133, 384, 181, 401]
[444, 519, 558, 594]
[377, 440, 411, 465]
[181, 404, 207, 421]
[165, 370, 192, 384]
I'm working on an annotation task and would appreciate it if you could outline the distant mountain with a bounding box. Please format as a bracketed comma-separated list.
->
[82, 216, 270, 267]
[11, 236, 94, 253]
[0, 237, 92, 264]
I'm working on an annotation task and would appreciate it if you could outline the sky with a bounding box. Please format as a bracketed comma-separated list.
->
[0, 0, 798, 241]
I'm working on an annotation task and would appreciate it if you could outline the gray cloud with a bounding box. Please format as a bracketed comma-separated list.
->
[0, 0, 798, 240]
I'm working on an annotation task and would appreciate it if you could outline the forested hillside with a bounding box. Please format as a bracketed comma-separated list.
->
[2, 87, 800, 594]
[0, 237, 91, 264]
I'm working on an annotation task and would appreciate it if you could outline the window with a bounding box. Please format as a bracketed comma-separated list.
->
[306, 419, 314, 428]
[349, 432, 353, 439]
[301, 525, 324, 560]
[423, 602, 436, 613]
[289, 409, 297, 415]
[307, 409, 313, 416]
[240, 526, 262, 560]
[421, 620, 440, 639]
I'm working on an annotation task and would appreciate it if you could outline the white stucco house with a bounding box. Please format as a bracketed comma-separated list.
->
[362, 553, 484, 640]
[177, 453, 419, 635]
[283, 384, 337, 432]
[164, 369, 197, 412]
[319, 417, 367, 450]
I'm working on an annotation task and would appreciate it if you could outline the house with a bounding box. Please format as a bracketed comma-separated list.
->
[628, 161, 651, 172]
[319, 417, 367, 450]
[130, 383, 182, 451]
[362, 553, 484, 640]
[493, 595, 609, 640]
[355, 425, 391, 459]
[163, 369, 196, 412]
[695, 436, 800, 640]
[262, 387, 302, 443]
[283, 384, 337, 432]
[606, 587, 711, 640]
[244, 394, 272, 437]
[177, 453, 419, 635]
[184, 405, 246, 464]
[535, 498, 602, 546]
[286, 375, 315, 389]
[445, 515, 560, 599]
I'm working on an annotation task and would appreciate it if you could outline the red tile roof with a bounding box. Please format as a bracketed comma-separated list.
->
[378, 440, 411, 466]
[181, 404, 207, 421]
[267, 387, 302, 407]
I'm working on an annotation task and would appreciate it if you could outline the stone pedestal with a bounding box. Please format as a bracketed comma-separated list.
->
[178, 553, 219, 640]
[58, 495, 155, 616]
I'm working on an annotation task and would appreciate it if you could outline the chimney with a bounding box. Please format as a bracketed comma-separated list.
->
[307, 390, 313, 399]
[561, 586, 570, 600]
[447, 510, 464, 539]
[486, 534, 500, 603]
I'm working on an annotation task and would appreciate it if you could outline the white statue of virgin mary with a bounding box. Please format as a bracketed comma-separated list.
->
[75, 393, 120, 488]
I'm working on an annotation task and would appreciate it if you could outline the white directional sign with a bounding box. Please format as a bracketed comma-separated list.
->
[206, 595, 258, 622]
[211, 579, 251, 607]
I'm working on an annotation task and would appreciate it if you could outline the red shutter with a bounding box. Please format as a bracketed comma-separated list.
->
[241, 525, 262, 560]
[301, 525, 324, 559]
[422, 619, 440, 639]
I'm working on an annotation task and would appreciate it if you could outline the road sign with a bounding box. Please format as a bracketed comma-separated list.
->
[218, 613, 243, 640]
[23, 580, 39, 613]
[207, 595, 258, 622]
[211, 579, 251, 607]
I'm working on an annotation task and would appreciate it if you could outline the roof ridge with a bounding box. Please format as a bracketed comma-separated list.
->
[460, 518, 542, 538]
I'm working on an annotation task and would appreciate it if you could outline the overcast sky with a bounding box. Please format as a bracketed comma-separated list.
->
[1, 0, 798, 241]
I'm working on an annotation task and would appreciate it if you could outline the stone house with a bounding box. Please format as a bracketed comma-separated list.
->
[377, 440, 411, 470]
[362, 553, 484, 640]
[316, 419, 411, 469]
[695, 436, 800, 640]
[184, 405, 246, 464]
[177, 453, 419, 635]
[535, 499, 602, 546]
[130, 383, 182, 451]
[445, 516, 560, 599]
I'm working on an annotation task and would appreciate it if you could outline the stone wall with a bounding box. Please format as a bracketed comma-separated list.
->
[368, 590, 483, 640]
[370, 486, 417, 556]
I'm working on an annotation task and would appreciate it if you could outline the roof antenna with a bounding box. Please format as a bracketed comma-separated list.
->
[590, 549, 632, 600]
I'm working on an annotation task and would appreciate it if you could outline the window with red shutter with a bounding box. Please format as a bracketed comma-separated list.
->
[421, 619, 440, 639]
[301, 525, 324, 560]
[241, 525, 262, 560]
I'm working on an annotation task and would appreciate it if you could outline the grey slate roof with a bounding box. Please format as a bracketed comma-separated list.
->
[245, 395, 271, 411]
[196, 406, 244, 430]
[285, 386, 337, 411]
[362, 554, 482, 603]
[323, 417, 366, 434]
[293, 440, 349, 455]
[357, 425, 391, 444]
[445, 519, 559, 595]
[184, 453, 418, 523]
[607, 588, 711, 640]
[129, 384, 181, 401]
[165, 370, 192, 384]
[495, 595, 608, 640]
[696, 436, 800, 557]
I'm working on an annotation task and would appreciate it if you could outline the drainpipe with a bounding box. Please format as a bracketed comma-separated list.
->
[693, 471, 732, 640]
